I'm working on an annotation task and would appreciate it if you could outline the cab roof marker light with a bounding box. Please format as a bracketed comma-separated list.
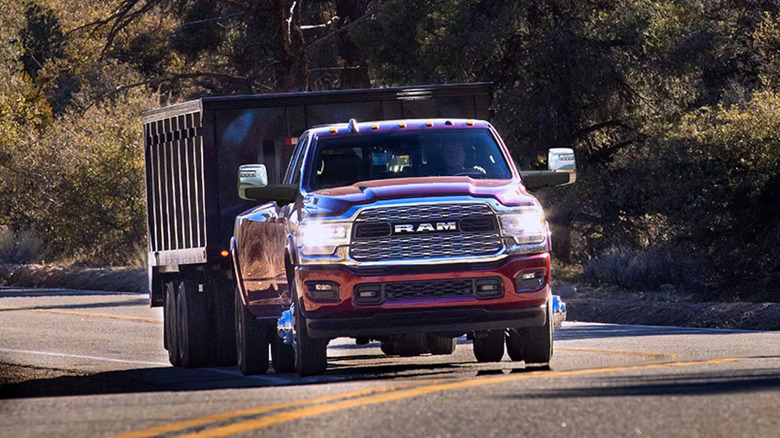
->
[426, 121, 433, 127]
[330, 127, 337, 133]
[371, 123, 378, 130]
[348, 118, 359, 133]
[399, 122, 406, 128]
[466, 120, 474, 126]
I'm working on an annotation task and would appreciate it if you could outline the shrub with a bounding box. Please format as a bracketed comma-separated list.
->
[583, 245, 707, 291]
[0, 227, 47, 264]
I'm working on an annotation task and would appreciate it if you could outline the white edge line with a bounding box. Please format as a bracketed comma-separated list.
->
[0, 348, 169, 367]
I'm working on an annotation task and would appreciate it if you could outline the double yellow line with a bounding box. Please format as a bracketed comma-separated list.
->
[111, 357, 740, 438]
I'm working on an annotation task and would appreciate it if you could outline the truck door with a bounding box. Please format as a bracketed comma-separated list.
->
[234, 134, 308, 318]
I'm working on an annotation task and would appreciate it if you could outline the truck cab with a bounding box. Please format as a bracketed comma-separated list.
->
[232, 118, 575, 376]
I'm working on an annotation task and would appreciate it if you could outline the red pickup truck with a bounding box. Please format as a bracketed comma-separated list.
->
[232, 118, 575, 376]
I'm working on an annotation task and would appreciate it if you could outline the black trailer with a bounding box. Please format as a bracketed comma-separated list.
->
[142, 83, 493, 365]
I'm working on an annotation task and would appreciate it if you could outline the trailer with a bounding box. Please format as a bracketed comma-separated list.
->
[142, 83, 494, 366]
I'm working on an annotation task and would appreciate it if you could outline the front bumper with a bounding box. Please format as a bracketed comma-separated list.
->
[296, 253, 551, 338]
[306, 305, 546, 338]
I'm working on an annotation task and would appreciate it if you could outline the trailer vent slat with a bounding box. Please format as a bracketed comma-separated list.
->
[144, 111, 206, 255]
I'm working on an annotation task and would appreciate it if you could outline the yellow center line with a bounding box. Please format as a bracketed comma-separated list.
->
[558, 347, 677, 361]
[173, 357, 740, 438]
[109, 379, 447, 438]
[0, 305, 163, 324]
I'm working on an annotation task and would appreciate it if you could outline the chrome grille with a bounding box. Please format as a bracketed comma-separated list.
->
[355, 203, 493, 222]
[349, 203, 504, 261]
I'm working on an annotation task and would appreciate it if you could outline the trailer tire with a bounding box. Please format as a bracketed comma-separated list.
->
[427, 335, 457, 355]
[177, 279, 211, 368]
[164, 279, 181, 367]
[473, 330, 504, 363]
[292, 284, 328, 377]
[210, 273, 237, 366]
[511, 300, 554, 365]
[380, 340, 397, 356]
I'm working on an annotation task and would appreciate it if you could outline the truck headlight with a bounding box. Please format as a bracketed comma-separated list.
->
[297, 221, 351, 256]
[499, 207, 547, 246]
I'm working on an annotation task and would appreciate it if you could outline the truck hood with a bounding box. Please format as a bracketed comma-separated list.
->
[304, 177, 537, 216]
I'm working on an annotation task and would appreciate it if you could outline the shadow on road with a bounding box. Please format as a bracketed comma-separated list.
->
[500, 368, 780, 399]
[0, 355, 476, 400]
[555, 324, 752, 341]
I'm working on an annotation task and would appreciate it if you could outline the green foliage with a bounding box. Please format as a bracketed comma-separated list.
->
[0, 0, 778, 298]
[18, 2, 65, 80]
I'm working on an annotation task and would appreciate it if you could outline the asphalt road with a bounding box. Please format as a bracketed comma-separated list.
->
[0, 286, 779, 438]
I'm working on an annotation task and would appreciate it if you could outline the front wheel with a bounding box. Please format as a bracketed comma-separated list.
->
[507, 301, 554, 365]
[292, 284, 328, 377]
[235, 287, 269, 375]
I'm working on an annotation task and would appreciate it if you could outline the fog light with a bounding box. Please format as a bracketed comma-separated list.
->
[516, 270, 546, 292]
[306, 282, 340, 302]
[354, 284, 384, 305]
[474, 278, 503, 299]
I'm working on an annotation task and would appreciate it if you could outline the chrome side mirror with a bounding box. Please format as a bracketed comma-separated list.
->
[520, 148, 577, 190]
[548, 148, 576, 172]
[238, 164, 268, 200]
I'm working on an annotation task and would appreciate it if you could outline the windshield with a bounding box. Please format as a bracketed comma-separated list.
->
[306, 129, 513, 191]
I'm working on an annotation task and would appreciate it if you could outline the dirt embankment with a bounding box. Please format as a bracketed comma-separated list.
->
[557, 285, 780, 331]
[0, 263, 146, 293]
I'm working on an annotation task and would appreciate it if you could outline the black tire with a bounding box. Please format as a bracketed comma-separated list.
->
[292, 283, 328, 377]
[235, 287, 269, 375]
[164, 280, 181, 367]
[177, 279, 211, 368]
[380, 340, 397, 356]
[271, 328, 295, 374]
[473, 330, 504, 363]
[511, 300, 554, 364]
[427, 335, 457, 355]
[210, 273, 237, 366]
[505, 329, 524, 362]
[396, 334, 429, 357]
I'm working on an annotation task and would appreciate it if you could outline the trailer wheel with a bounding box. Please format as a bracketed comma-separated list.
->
[164, 279, 181, 367]
[209, 273, 237, 366]
[427, 335, 457, 355]
[396, 334, 429, 357]
[234, 287, 269, 375]
[292, 283, 328, 377]
[380, 340, 397, 356]
[271, 330, 295, 374]
[473, 330, 504, 363]
[511, 300, 554, 365]
[177, 279, 211, 368]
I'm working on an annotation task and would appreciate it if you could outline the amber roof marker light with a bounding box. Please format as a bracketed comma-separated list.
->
[220, 250, 230, 258]
[398, 122, 406, 128]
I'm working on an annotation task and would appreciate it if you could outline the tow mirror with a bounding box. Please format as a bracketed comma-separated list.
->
[520, 148, 577, 190]
[548, 148, 576, 172]
[238, 164, 297, 206]
[238, 164, 268, 200]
